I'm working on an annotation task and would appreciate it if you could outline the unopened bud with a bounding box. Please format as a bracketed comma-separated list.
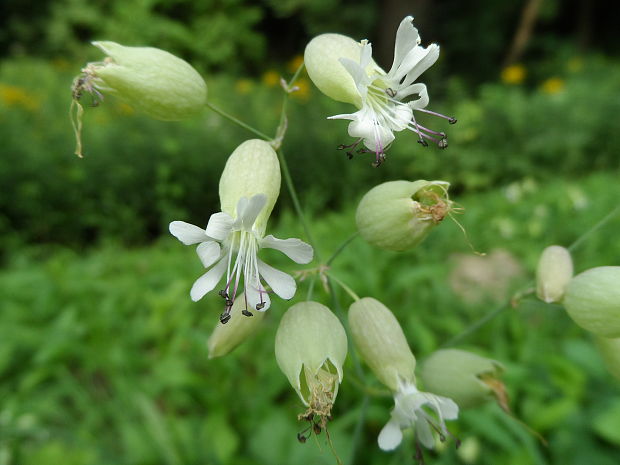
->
[218, 139, 281, 233]
[78, 41, 207, 120]
[536, 245, 573, 303]
[348, 297, 416, 391]
[595, 336, 620, 381]
[275, 302, 347, 413]
[356, 180, 452, 252]
[420, 349, 505, 409]
[563, 266, 620, 337]
[207, 293, 265, 358]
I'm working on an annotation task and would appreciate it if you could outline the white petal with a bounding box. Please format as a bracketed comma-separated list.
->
[388, 104, 413, 131]
[257, 260, 296, 300]
[401, 83, 429, 109]
[400, 44, 440, 87]
[196, 241, 221, 268]
[246, 279, 271, 312]
[432, 395, 459, 421]
[169, 221, 207, 245]
[348, 118, 394, 152]
[327, 111, 359, 121]
[260, 235, 314, 264]
[206, 212, 234, 241]
[415, 417, 436, 449]
[388, 16, 419, 76]
[238, 194, 267, 230]
[338, 57, 370, 101]
[190, 257, 227, 301]
[378, 419, 403, 451]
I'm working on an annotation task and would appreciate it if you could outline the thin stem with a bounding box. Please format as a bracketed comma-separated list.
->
[348, 396, 369, 465]
[289, 62, 306, 88]
[327, 233, 359, 266]
[277, 148, 321, 261]
[206, 102, 271, 141]
[306, 275, 317, 301]
[327, 272, 360, 302]
[568, 204, 620, 251]
[441, 301, 511, 348]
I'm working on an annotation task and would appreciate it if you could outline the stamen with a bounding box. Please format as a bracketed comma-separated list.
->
[337, 138, 363, 160]
[417, 108, 457, 124]
[219, 311, 231, 324]
[242, 309, 253, 317]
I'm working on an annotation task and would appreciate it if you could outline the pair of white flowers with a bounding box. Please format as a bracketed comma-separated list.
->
[305, 15, 455, 165]
[169, 139, 313, 322]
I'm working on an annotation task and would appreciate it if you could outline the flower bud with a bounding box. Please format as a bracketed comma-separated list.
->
[536, 245, 573, 303]
[563, 266, 620, 337]
[275, 302, 347, 413]
[78, 41, 207, 120]
[348, 297, 416, 391]
[419, 349, 505, 409]
[595, 336, 620, 381]
[304, 34, 381, 107]
[356, 180, 452, 252]
[218, 139, 281, 233]
[207, 293, 266, 358]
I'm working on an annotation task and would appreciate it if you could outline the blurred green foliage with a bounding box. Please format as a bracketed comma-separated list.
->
[1, 53, 620, 251]
[1, 171, 619, 465]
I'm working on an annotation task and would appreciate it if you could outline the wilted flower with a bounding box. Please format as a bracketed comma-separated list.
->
[348, 298, 458, 450]
[73, 41, 207, 120]
[305, 16, 455, 166]
[378, 379, 459, 451]
[356, 180, 453, 251]
[169, 140, 313, 323]
[275, 302, 347, 434]
[420, 349, 506, 410]
[71, 41, 207, 157]
[563, 266, 620, 337]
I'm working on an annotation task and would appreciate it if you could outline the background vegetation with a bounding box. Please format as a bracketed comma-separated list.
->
[1, 0, 619, 464]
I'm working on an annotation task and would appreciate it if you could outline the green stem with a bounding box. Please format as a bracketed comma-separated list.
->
[441, 301, 511, 348]
[568, 204, 620, 251]
[277, 148, 321, 261]
[348, 396, 369, 465]
[328, 272, 360, 302]
[205, 102, 271, 141]
[327, 233, 359, 266]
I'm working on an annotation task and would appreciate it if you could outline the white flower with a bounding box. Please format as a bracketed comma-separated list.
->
[169, 193, 313, 323]
[305, 16, 455, 166]
[378, 379, 459, 451]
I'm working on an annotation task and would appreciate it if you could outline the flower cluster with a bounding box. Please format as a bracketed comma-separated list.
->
[305, 16, 456, 166]
[169, 139, 313, 323]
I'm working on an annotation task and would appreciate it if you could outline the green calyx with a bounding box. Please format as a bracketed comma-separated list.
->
[563, 266, 620, 337]
[356, 180, 452, 252]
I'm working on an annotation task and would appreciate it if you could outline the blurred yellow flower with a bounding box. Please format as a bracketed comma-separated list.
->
[287, 55, 304, 73]
[541, 77, 565, 94]
[235, 78, 254, 95]
[501, 64, 526, 85]
[0, 83, 39, 111]
[261, 70, 280, 87]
